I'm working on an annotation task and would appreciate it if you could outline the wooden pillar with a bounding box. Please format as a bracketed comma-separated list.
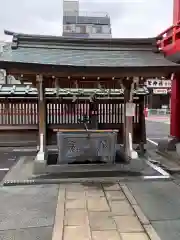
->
[36, 74, 47, 161]
[123, 88, 129, 151]
[89, 100, 98, 129]
[139, 99, 146, 142]
[123, 80, 138, 160]
[124, 89, 134, 155]
[137, 98, 146, 154]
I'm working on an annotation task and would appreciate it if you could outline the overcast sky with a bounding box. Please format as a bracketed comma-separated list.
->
[0, 0, 173, 41]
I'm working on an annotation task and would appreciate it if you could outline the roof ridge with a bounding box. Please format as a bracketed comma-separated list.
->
[4, 29, 157, 50]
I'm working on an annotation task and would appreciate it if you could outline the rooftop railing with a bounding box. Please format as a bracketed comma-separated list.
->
[63, 10, 110, 18]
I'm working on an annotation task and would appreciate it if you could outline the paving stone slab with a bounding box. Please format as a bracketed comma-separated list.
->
[89, 212, 117, 230]
[92, 230, 121, 240]
[86, 189, 105, 197]
[63, 225, 91, 240]
[152, 219, 180, 240]
[120, 232, 149, 240]
[60, 183, 85, 190]
[65, 209, 89, 226]
[0, 185, 59, 230]
[126, 181, 180, 221]
[105, 190, 126, 201]
[65, 199, 87, 209]
[109, 200, 135, 216]
[113, 215, 144, 232]
[87, 197, 110, 211]
[0, 226, 53, 240]
[66, 190, 86, 200]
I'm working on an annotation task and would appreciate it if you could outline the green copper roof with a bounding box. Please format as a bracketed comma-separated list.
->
[0, 31, 178, 69]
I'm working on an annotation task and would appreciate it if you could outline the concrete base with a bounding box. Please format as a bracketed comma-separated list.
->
[135, 143, 146, 156]
[33, 151, 47, 175]
[2, 153, 169, 185]
[129, 150, 138, 159]
[158, 137, 180, 152]
[156, 138, 180, 165]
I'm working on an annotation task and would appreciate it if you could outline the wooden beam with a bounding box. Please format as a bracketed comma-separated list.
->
[7, 69, 171, 78]
[37, 74, 47, 157]
[3, 62, 178, 79]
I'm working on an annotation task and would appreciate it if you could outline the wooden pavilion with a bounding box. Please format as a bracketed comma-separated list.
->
[0, 30, 179, 173]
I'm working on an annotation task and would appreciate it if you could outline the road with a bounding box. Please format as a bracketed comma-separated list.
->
[146, 117, 170, 149]
[0, 152, 18, 182]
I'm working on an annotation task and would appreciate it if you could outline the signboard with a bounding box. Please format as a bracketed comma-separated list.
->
[125, 103, 135, 116]
[153, 89, 168, 94]
[145, 79, 171, 88]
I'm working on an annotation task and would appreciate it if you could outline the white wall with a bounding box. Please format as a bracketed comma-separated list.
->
[63, 0, 79, 16]
[63, 24, 111, 37]
[63, 24, 76, 32]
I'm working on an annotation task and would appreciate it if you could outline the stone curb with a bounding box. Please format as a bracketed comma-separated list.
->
[120, 183, 162, 240]
[144, 225, 161, 240]
[120, 184, 137, 205]
[52, 187, 65, 240]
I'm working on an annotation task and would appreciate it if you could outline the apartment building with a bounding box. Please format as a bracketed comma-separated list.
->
[63, 0, 112, 38]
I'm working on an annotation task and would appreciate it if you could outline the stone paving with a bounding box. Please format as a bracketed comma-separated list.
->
[0, 178, 162, 240]
[0, 154, 163, 240]
[52, 182, 160, 240]
[0, 184, 59, 240]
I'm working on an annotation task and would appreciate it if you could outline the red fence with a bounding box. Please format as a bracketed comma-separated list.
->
[157, 21, 180, 49]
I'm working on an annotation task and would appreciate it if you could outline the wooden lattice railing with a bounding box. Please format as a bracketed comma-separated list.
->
[0, 99, 140, 126]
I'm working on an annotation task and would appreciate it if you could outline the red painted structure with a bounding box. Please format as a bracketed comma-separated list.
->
[157, 0, 180, 139]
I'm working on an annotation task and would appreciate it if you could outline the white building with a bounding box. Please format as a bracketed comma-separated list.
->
[63, 0, 79, 16]
[63, 0, 112, 38]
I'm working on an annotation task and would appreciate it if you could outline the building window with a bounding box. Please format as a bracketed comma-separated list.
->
[66, 25, 71, 30]
[76, 25, 86, 34]
[95, 26, 102, 33]
[64, 25, 72, 33]
[102, 25, 111, 34]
